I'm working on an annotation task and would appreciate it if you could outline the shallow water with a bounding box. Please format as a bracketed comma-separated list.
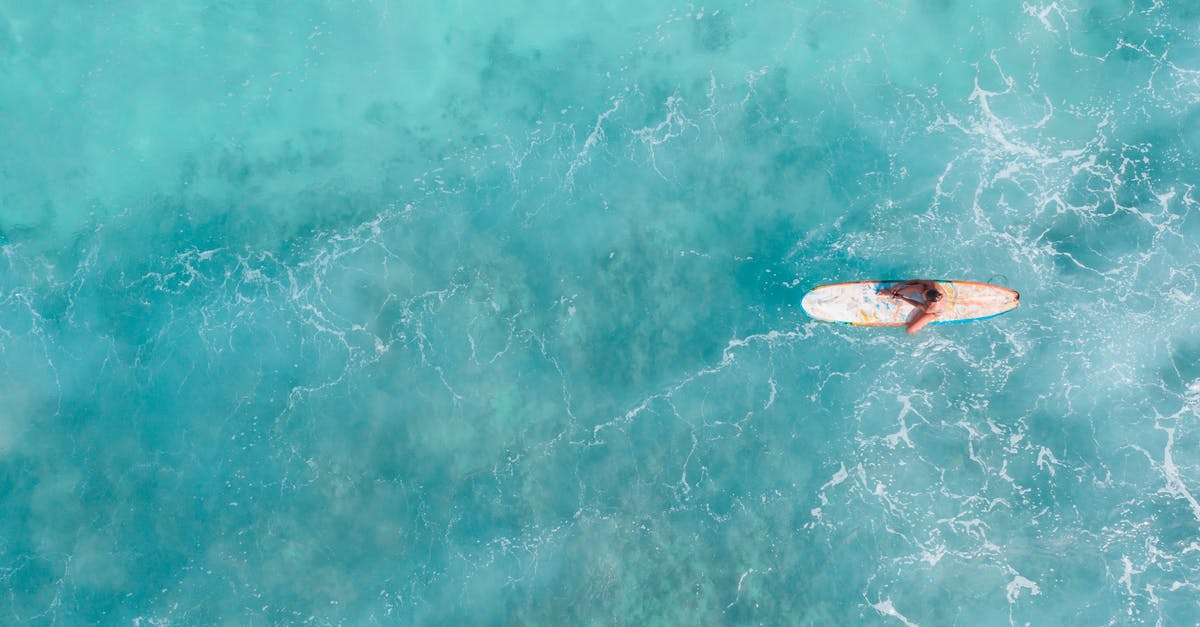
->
[2, 0, 1199, 623]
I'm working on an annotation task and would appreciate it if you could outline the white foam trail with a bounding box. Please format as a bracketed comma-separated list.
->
[1006, 573, 1041, 603]
[821, 464, 850, 491]
[871, 597, 918, 626]
[1157, 424, 1200, 521]
[632, 94, 696, 178]
[564, 94, 624, 189]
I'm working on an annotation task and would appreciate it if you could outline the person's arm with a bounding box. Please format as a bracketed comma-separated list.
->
[906, 311, 938, 334]
[894, 295, 925, 309]
[895, 281, 934, 297]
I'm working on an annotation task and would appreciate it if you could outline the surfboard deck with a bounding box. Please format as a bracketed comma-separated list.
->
[800, 280, 1019, 326]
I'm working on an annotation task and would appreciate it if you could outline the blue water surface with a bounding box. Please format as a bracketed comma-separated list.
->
[3, 0, 1200, 623]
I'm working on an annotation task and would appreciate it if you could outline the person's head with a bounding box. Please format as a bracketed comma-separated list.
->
[925, 289, 942, 302]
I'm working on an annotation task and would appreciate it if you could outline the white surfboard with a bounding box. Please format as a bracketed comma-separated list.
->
[801, 280, 1019, 326]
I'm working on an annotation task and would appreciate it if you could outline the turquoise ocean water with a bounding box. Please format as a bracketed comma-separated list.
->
[3, 0, 1200, 623]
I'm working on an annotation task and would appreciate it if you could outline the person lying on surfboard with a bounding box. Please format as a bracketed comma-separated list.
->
[876, 280, 946, 334]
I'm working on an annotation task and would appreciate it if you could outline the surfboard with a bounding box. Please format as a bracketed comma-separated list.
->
[800, 280, 1019, 326]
